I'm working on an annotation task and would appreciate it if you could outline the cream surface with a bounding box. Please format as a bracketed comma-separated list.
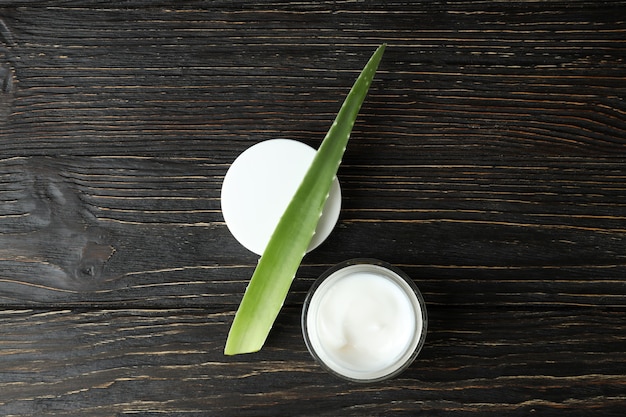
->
[307, 266, 421, 380]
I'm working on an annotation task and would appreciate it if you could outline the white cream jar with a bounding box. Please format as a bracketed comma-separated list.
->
[302, 259, 427, 382]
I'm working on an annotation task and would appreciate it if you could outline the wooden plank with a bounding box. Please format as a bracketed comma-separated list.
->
[0, 156, 625, 307]
[0, 3, 624, 158]
[0, 307, 625, 416]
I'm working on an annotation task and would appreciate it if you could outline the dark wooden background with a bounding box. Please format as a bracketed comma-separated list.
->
[1, 1, 625, 415]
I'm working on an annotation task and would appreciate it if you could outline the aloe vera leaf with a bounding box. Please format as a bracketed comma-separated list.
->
[224, 44, 386, 355]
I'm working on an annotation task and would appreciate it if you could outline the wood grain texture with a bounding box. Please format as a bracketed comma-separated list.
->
[0, 1, 625, 415]
[1, 308, 625, 416]
[0, 156, 625, 309]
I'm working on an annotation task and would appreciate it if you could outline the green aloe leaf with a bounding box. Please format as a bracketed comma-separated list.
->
[225, 44, 386, 355]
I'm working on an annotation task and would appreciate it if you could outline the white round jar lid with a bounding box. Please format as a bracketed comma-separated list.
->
[221, 139, 342, 256]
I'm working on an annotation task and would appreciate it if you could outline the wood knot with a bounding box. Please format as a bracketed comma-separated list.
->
[76, 242, 116, 279]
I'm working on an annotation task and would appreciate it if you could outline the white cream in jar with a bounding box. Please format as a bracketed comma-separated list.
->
[302, 260, 427, 382]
